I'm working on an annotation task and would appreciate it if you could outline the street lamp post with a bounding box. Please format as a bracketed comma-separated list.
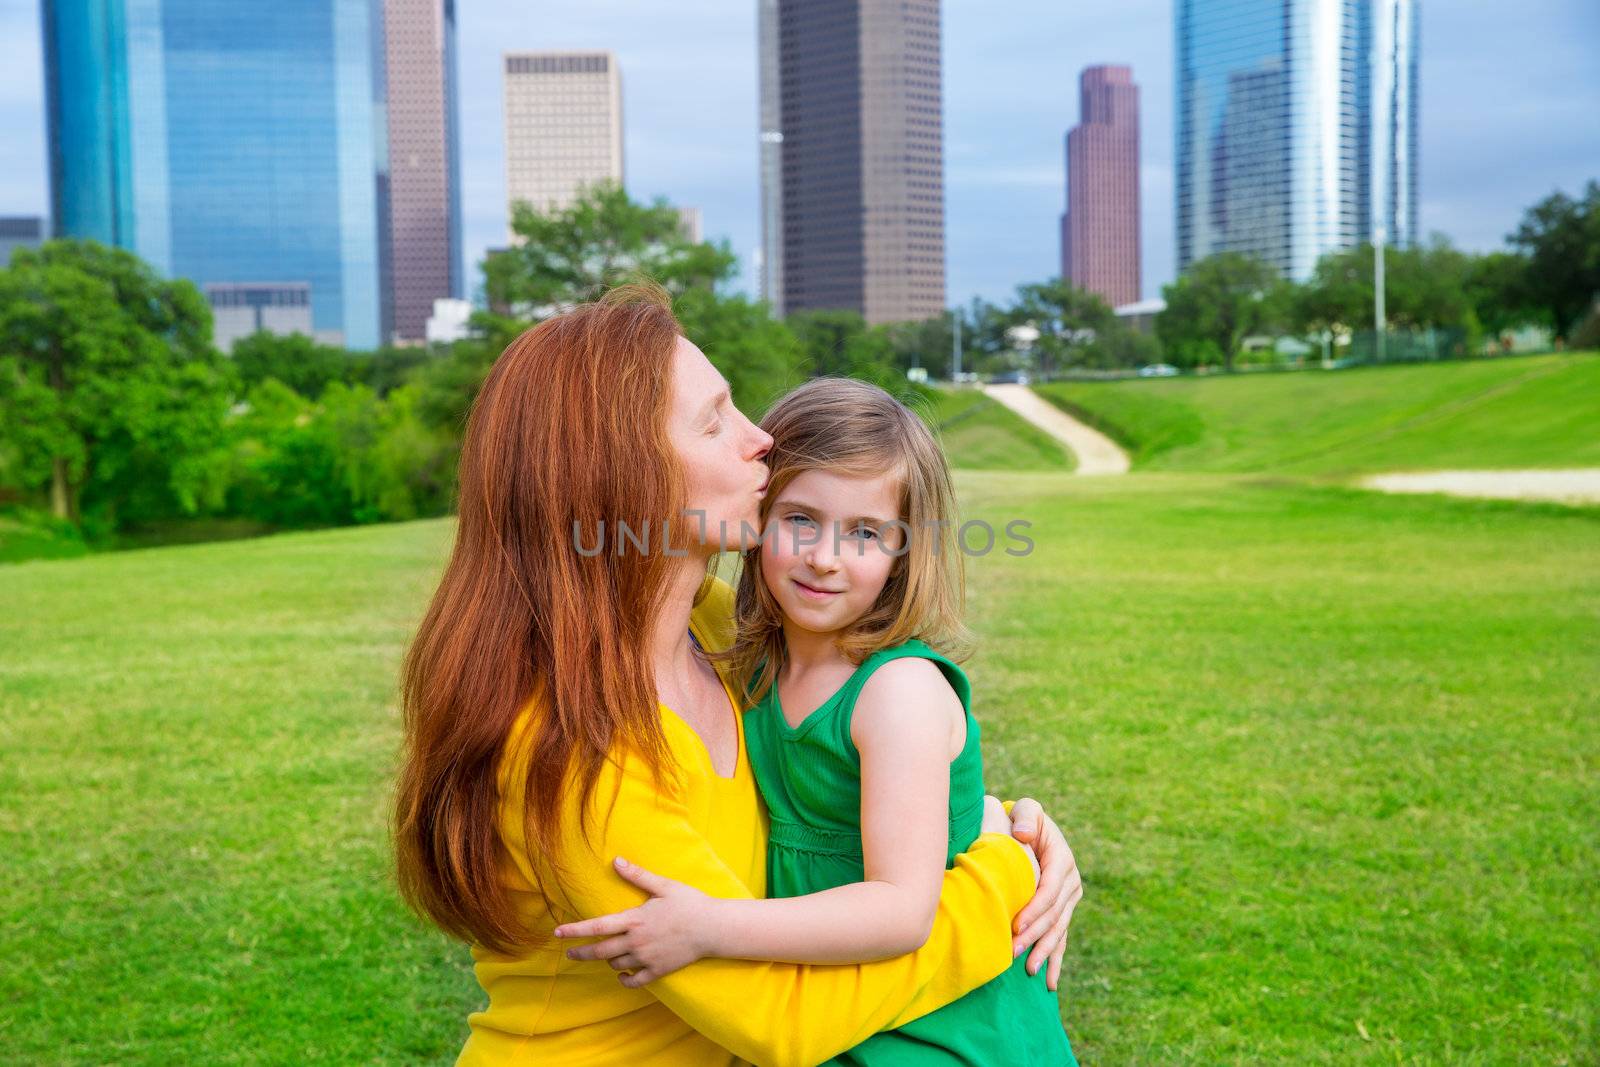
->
[952, 311, 962, 382]
[1374, 225, 1387, 363]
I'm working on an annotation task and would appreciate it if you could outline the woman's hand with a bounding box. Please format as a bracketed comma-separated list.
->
[1005, 797, 1083, 992]
[553, 856, 720, 987]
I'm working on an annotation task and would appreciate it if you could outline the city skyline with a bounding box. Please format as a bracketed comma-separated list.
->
[4, 0, 1597, 309]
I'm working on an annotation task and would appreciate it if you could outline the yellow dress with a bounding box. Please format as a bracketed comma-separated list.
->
[459, 576, 1037, 1067]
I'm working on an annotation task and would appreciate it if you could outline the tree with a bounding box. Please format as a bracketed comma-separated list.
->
[1011, 279, 1117, 375]
[784, 309, 905, 390]
[1292, 238, 1481, 356]
[230, 330, 350, 399]
[673, 289, 802, 417]
[0, 240, 232, 530]
[1463, 251, 1536, 337]
[881, 315, 954, 377]
[1158, 252, 1290, 371]
[1508, 180, 1600, 339]
[485, 180, 737, 311]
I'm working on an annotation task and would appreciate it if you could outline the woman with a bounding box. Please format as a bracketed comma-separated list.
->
[396, 285, 1083, 1066]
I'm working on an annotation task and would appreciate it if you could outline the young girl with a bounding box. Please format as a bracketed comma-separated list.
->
[555, 377, 1077, 1064]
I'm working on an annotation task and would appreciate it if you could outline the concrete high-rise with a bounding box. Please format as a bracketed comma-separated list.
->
[760, 0, 946, 326]
[1061, 65, 1140, 308]
[1175, 0, 1420, 281]
[502, 51, 624, 231]
[385, 0, 464, 342]
[42, 0, 394, 348]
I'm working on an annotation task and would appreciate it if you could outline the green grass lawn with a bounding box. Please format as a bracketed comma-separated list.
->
[1035, 351, 1600, 475]
[918, 385, 1075, 471]
[4, 472, 1594, 1062]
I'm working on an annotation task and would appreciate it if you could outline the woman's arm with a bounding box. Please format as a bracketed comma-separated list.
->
[519, 738, 1036, 1067]
[559, 659, 995, 969]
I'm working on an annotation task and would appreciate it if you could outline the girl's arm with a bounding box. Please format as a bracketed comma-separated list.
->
[559, 660, 1038, 972]
[705, 657, 978, 962]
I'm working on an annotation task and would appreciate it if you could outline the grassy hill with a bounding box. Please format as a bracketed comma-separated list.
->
[918, 386, 1074, 471]
[3, 474, 1595, 1062]
[1035, 351, 1600, 474]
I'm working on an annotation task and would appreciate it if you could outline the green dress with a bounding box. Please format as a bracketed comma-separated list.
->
[745, 639, 1078, 1066]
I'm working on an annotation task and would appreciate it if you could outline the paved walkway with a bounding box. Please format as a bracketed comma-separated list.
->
[982, 384, 1131, 475]
[1359, 469, 1600, 505]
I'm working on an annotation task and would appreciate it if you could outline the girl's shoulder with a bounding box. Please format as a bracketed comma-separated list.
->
[849, 640, 969, 748]
[855, 639, 970, 708]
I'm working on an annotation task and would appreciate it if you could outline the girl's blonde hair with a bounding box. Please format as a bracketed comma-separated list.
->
[715, 377, 973, 705]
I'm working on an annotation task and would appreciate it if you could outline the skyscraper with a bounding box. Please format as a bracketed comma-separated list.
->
[385, 0, 464, 342]
[760, 0, 946, 326]
[41, 0, 397, 349]
[1061, 65, 1140, 308]
[1175, 0, 1419, 281]
[502, 51, 624, 230]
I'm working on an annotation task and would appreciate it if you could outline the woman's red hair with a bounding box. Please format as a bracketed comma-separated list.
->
[395, 284, 688, 951]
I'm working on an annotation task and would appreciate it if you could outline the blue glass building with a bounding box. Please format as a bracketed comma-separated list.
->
[1175, 0, 1419, 281]
[43, 0, 391, 349]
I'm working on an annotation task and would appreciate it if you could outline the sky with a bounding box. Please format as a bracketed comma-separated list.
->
[3, 1, 1597, 308]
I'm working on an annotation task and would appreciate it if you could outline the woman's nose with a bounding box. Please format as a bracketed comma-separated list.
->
[748, 419, 773, 459]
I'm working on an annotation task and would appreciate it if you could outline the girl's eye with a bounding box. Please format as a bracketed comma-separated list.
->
[785, 513, 815, 527]
[848, 525, 879, 541]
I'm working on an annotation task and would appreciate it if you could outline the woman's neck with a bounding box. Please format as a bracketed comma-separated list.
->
[651, 553, 717, 686]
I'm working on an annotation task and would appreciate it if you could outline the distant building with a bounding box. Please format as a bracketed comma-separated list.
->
[1062, 65, 1141, 308]
[760, 0, 947, 326]
[503, 51, 624, 232]
[676, 206, 703, 244]
[1175, 0, 1419, 281]
[41, 0, 398, 348]
[0, 217, 44, 263]
[385, 0, 465, 342]
[425, 297, 473, 344]
[206, 283, 318, 352]
[1113, 297, 1165, 335]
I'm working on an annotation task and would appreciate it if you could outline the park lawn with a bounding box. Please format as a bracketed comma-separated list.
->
[960, 472, 1598, 1063]
[919, 385, 1075, 472]
[1034, 350, 1600, 475]
[2, 472, 1595, 1063]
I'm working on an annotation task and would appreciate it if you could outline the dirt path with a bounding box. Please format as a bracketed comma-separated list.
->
[982, 384, 1131, 475]
[1359, 469, 1600, 505]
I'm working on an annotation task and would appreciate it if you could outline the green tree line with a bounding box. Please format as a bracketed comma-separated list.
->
[3, 178, 1594, 551]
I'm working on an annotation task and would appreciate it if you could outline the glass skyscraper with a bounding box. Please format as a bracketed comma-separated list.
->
[1175, 0, 1419, 282]
[43, 0, 393, 349]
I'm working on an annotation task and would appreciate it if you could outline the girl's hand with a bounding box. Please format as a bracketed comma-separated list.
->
[981, 795, 1040, 883]
[553, 857, 719, 987]
[1006, 798, 1083, 992]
